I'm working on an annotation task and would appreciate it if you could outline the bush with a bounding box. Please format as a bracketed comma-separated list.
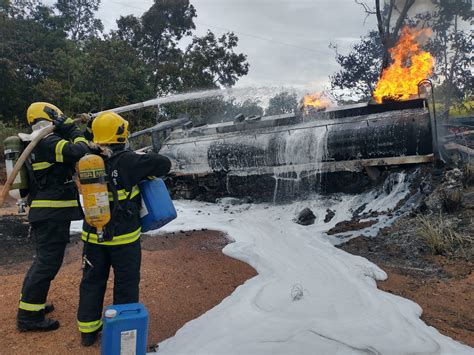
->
[417, 214, 473, 257]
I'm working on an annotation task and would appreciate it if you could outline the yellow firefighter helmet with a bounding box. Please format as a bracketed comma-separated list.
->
[92, 112, 129, 144]
[26, 102, 64, 125]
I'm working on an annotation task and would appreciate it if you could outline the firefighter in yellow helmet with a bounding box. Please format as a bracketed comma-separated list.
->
[77, 112, 171, 346]
[17, 102, 90, 332]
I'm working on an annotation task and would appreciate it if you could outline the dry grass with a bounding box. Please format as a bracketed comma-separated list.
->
[417, 214, 473, 258]
[462, 161, 474, 187]
[440, 188, 463, 212]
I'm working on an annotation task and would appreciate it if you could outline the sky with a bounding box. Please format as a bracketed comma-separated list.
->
[43, 0, 377, 93]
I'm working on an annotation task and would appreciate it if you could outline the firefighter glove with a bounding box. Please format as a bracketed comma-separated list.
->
[54, 115, 77, 137]
[76, 113, 93, 124]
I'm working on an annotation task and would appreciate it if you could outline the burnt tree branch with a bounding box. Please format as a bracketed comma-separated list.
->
[393, 0, 415, 39]
[355, 0, 376, 14]
[376, 0, 416, 71]
[385, 0, 395, 35]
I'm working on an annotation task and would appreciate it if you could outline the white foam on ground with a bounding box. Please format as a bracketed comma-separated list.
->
[145, 188, 472, 354]
[71, 176, 471, 354]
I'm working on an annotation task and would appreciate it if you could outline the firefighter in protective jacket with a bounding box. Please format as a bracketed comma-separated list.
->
[17, 102, 90, 332]
[77, 112, 171, 346]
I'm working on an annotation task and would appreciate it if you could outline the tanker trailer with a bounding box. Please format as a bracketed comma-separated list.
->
[139, 98, 434, 201]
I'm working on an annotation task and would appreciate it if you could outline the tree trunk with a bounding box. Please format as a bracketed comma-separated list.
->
[444, 14, 459, 116]
[375, 0, 415, 73]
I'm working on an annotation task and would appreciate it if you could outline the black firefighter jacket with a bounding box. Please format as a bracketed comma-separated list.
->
[27, 126, 89, 223]
[81, 148, 171, 246]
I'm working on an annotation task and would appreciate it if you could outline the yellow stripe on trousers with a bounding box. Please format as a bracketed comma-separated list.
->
[19, 301, 45, 312]
[77, 319, 103, 333]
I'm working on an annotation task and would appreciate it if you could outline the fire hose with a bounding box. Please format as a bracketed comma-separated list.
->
[0, 94, 202, 208]
[0, 117, 85, 208]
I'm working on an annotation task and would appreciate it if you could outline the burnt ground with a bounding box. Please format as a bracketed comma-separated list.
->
[339, 173, 474, 348]
[0, 226, 256, 354]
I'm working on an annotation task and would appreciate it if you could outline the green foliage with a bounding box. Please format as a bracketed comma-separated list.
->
[0, 7, 68, 124]
[0, 0, 249, 129]
[265, 91, 298, 116]
[329, 30, 383, 102]
[55, 0, 103, 40]
[181, 31, 249, 90]
[428, 0, 473, 112]
[114, 0, 196, 94]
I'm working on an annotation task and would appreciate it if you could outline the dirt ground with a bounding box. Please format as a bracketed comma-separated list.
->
[336, 167, 474, 348]
[340, 220, 474, 348]
[380, 266, 474, 347]
[0, 229, 256, 355]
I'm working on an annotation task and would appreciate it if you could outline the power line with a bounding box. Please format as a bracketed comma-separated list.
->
[194, 21, 332, 56]
[107, 0, 332, 56]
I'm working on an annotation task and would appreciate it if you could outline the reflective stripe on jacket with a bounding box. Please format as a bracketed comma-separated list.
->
[81, 227, 141, 246]
[28, 129, 89, 223]
[30, 200, 79, 208]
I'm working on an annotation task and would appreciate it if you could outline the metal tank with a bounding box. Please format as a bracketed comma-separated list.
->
[134, 98, 435, 201]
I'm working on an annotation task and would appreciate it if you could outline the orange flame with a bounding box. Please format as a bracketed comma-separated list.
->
[373, 27, 434, 103]
[302, 93, 331, 111]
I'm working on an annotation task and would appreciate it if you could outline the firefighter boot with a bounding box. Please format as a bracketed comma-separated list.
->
[81, 325, 102, 347]
[17, 309, 60, 332]
[44, 303, 55, 314]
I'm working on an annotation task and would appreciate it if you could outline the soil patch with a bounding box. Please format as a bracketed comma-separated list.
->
[0, 214, 83, 272]
[340, 216, 474, 348]
[0, 230, 256, 354]
[327, 219, 378, 235]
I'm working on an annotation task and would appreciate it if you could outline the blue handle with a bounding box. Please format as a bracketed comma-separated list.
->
[119, 308, 141, 315]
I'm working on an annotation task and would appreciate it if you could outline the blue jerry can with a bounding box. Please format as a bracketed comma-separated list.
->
[139, 178, 177, 232]
[102, 303, 149, 355]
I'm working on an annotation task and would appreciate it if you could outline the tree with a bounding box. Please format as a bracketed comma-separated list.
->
[0, 0, 250, 129]
[265, 92, 298, 115]
[237, 99, 264, 117]
[329, 30, 383, 102]
[114, 1, 249, 97]
[180, 31, 249, 90]
[115, 0, 196, 94]
[55, 0, 103, 41]
[78, 37, 153, 127]
[356, 0, 416, 71]
[429, 0, 473, 112]
[0, 3, 69, 123]
[0, 0, 41, 19]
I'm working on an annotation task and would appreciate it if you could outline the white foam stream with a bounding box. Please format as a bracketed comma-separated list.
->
[272, 126, 328, 201]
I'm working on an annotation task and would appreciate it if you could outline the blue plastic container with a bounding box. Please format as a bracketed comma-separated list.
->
[102, 303, 149, 355]
[139, 178, 177, 232]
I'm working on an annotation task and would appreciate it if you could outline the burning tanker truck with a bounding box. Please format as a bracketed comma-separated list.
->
[131, 27, 437, 201]
[152, 96, 434, 201]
